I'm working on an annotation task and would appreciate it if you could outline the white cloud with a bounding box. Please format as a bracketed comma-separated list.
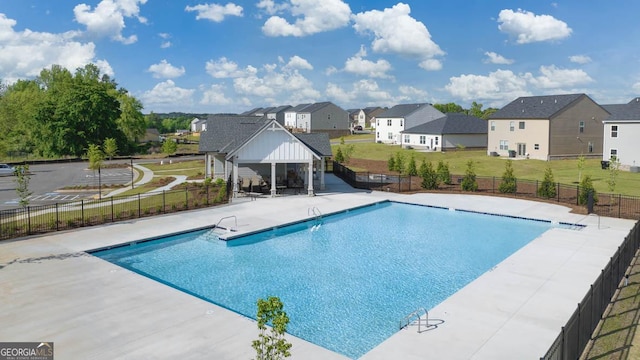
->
[353, 3, 444, 69]
[283, 55, 313, 70]
[74, 0, 148, 44]
[484, 51, 514, 65]
[140, 80, 195, 108]
[147, 60, 185, 79]
[201, 84, 231, 105]
[159, 33, 172, 48]
[262, 0, 351, 37]
[497, 9, 572, 44]
[326, 80, 426, 108]
[0, 14, 105, 83]
[343, 46, 392, 78]
[526, 65, 593, 88]
[398, 85, 428, 98]
[633, 82, 640, 92]
[185, 3, 243, 22]
[256, 0, 289, 15]
[569, 55, 592, 64]
[205, 57, 251, 78]
[445, 65, 594, 106]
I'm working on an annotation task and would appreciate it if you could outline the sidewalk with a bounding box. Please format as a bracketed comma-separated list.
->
[104, 163, 180, 197]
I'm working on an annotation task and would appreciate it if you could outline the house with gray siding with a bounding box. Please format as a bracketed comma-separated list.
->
[602, 97, 640, 170]
[488, 94, 609, 160]
[401, 113, 487, 151]
[265, 105, 292, 125]
[295, 102, 350, 137]
[375, 103, 444, 144]
[199, 115, 332, 197]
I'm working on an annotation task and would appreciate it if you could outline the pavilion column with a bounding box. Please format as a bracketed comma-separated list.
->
[232, 158, 239, 198]
[307, 160, 314, 196]
[270, 162, 277, 197]
[205, 153, 212, 178]
[320, 157, 325, 190]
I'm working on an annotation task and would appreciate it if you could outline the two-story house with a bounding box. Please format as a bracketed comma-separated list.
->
[401, 113, 487, 151]
[602, 97, 640, 170]
[375, 103, 444, 144]
[295, 102, 350, 137]
[488, 94, 609, 160]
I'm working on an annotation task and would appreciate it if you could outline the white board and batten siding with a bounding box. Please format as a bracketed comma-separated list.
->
[235, 128, 315, 163]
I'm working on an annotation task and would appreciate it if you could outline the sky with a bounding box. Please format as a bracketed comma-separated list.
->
[1, 1, 640, 114]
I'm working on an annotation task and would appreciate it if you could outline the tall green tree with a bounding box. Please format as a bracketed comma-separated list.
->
[115, 91, 146, 143]
[103, 137, 118, 160]
[433, 102, 464, 113]
[577, 154, 586, 183]
[162, 138, 178, 155]
[461, 160, 478, 192]
[14, 165, 33, 207]
[407, 154, 418, 176]
[420, 160, 438, 190]
[607, 157, 621, 193]
[498, 160, 517, 194]
[578, 175, 597, 205]
[436, 160, 451, 185]
[252, 296, 292, 360]
[538, 166, 557, 199]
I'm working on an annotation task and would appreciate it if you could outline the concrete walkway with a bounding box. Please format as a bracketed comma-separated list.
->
[0, 175, 636, 359]
[104, 163, 155, 197]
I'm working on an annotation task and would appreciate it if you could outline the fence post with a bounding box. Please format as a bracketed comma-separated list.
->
[185, 186, 189, 209]
[138, 193, 141, 217]
[56, 203, 59, 231]
[163, 190, 166, 213]
[535, 180, 538, 198]
[206, 185, 210, 206]
[27, 206, 31, 235]
[111, 196, 114, 222]
[557, 182, 560, 202]
[618, 194, 621, 218]
[81, 200, 85, 227]
[576, 185, 580, 205]
[492, 176, 495, 193]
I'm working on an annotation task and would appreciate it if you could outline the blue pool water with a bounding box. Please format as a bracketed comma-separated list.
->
[92, 201, 554, 359]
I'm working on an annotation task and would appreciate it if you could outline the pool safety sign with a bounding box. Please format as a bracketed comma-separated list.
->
[0, 342, 53, 360]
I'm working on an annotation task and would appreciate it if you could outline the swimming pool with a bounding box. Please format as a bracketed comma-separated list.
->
[92, 201, 555, 359]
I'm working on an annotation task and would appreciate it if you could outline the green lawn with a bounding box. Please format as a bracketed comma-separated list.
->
[333, 143, 640, 196]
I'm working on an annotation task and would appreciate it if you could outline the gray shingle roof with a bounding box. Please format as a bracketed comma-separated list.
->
[489, 94, 585, 119]
[199, 115, 332, 157]
[402, 113, 487, 135]
[294, 133, 333, 157]
[297, 101, 332, 113]
[603, 98, 640, 121]
[286, 103, 311, 112]
[378, 103, 431, 118]
[199, 115, 269, 153]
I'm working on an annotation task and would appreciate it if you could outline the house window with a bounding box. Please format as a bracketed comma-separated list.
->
[588, 141, 593, 153]
[534, 144, 539, 150]
[510, 121, 515, 131]
[490, 121, 495, 131]
[387, 132, 393, 140]
[499, 140, 509, 150]
[610, 148, 618, 160]
[387, 119, 392, 126]
[404, 134, 410, 143]
[327, 114, 331, 120]
[376, 132, 379, 139]
[579, 121, 584, 133]
[611, 125, 618, 138]
[400, 119, 403, 127]
[419, 136, 426, 145]
[519, 121, 525, 129]
[377, 119, 379, 127]
[435, 137, 439, 146]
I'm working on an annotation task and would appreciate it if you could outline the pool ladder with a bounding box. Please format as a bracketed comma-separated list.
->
[400, 308, 430, 333]
[213, 215, 238, 232]
[308, 207, 323, 230]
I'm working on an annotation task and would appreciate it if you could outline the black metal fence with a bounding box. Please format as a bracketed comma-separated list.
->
[541, 221, 640, 359]
[0, 183, 227, 240]
[332, 161, 640, 220]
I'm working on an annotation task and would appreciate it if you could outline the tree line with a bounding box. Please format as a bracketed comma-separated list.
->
[433, 101, 498, 120]
[0, 64, 146, 158]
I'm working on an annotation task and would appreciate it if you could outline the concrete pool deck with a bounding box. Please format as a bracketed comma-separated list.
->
[0, 174, 636, 359]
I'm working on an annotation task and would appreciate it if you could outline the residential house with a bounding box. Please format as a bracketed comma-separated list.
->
[602, 97, 640, 170]
[199, 115, 332, 197]
[487, 94, 609, 160]
[239, 107, 264, 116]
[265, 105, 292, 125]
[363, 106, 386, 129]
[283, 103, 311, 129]
[140, 128, 161, 143]
[190, 117, 207, 132]
[348, 109, 366, 129]
[401, 113, 487, 151]
[295, 102, 350, 137]
[375, 103, 444, 144]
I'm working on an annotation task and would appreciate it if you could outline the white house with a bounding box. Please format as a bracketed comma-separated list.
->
[375, 103, 444, 144]
[283, 103, 311, 129]
[602, 97, 640, 170]
[401, 113, 487, 151]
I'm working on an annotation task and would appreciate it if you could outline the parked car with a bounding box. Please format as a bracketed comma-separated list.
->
[0, 164, 15, 176]
[354, 125, 363, 131]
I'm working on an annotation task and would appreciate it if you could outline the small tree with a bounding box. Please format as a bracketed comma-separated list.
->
[406, 154, 418, 176]
[387, 154, 396, 172]
[498, 160, 517, 194]
[394, 152, 405, 174]
[87, 143, 104, 197]
[342, 144, 355, 164]
[420, 161, 438, 190]
[162, 138, 178, 155]
[103, 137, 118, 160]
[461, 160, 478, 192]
[334, 147, 345, 163]
[538, 166, 557, 199]
[578, 175, 597, 205]
[252, 296, 292, 360]
[577, 154, 586, 183]
[14, 165, 33, 207]
[606, 157, 621, 193]
[436, 160, 451, 185]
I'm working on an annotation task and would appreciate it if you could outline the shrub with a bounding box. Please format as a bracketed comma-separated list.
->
[407, 155, 418, 176]
[334, 147, 345, 163]
[387, 154, 396, 172]
[538, 166, 557, 199]
[578, 175, 597, 205]
[498, 160, 517, 194]
[461, 160, 478, 192]
[252, 297, 292, 360]
[420, 160, 438, 190]
[436, 160, 451, 185]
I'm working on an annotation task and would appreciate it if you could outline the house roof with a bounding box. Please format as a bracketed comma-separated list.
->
[602, 98, 640, 121]
[378, 103, 432, 118]
[199, 115, 332, 157]
[293, 133, 333, 156]
[297, 101, 332, 113]
[267, 105, 292, 114]
[239, 107, 263, 116]
[489, 94, 586, 119]
[402, 113, 487, 135]
[285, 103, 311, 112]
